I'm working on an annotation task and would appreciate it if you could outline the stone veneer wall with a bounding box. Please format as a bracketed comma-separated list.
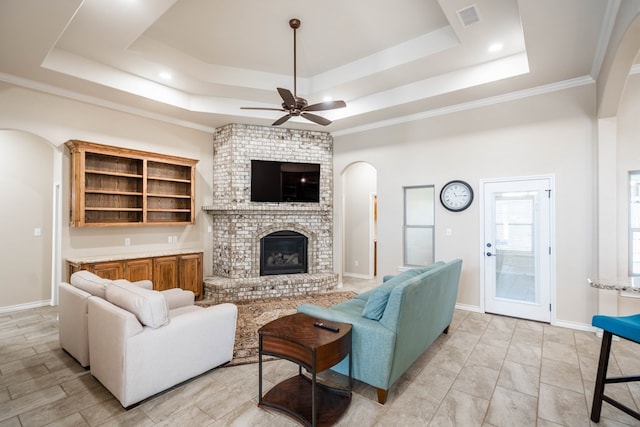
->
[203, 123, 338, 302]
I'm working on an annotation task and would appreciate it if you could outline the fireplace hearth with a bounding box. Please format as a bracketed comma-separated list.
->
[260, 231, 308, 276]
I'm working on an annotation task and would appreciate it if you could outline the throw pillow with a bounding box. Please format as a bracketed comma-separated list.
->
[362, 287, 391, 320]
[106, 282, 169, 328]
[70, 270, 111, 299]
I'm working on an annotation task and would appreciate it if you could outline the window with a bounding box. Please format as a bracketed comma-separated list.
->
[404, 186, 435, 266]
[629, 172, 640, 275]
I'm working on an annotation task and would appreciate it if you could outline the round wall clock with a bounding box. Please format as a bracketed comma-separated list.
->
[440, 180, 474, 212]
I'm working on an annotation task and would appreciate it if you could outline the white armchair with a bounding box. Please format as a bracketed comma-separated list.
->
[87, 282, 237, 407]
[58, 270, 195, 367]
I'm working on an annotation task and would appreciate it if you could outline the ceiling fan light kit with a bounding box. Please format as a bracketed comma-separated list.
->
[241, 18, 346, 126]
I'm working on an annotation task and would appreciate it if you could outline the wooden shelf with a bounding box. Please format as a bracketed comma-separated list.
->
[148, 176, 192, 183]
[147, 193, 191, 198]
[85, 207, 143, 211]
[86, 169, 143, 178]
[66, 140, 198, 227]
[86, 190, 143, 196]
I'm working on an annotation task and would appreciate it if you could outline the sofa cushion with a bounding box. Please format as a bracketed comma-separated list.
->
[331, 298, 367, 316]
[113, 279, 153, 290]
[360, 262, 446, 320]
[70, 270, 112, 299]
[355, 262, 445, 303]
[360, 269, 424, 319]
[106, 282, 169, 328]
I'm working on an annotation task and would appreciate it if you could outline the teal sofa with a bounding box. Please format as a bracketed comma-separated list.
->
[297, 259, 462, 404]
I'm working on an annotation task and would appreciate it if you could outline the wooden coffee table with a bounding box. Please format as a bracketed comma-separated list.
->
[258, 312, 352, 427]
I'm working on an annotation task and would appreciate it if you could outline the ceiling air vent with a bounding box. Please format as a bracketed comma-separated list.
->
[457, 4, 480, 27]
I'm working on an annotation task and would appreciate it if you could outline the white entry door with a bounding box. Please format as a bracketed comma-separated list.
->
[483, 177, 553, 322]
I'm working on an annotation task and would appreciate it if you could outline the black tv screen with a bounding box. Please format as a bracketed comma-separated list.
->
[251, 160, 320, 203]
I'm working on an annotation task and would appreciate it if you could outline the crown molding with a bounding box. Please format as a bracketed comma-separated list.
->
[0, 72, 218, 133]
[333, 76, 595, 137]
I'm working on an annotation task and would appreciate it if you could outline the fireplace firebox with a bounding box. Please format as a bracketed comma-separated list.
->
[260, 231, 308, 276]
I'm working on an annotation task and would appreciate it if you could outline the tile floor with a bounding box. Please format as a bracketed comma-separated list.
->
[2, 278, 640, 426]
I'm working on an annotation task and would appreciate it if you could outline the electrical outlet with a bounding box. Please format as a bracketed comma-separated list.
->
[172, 236, 178, 243]
[168, 236, 173, 243]
[354, 260, 359, 267]
[124, 238, 131, 246]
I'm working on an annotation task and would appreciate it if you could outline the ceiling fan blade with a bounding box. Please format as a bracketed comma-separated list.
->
[272, 114, 292, 126]
[239, 19, 345, 127]
[304, 100, 347, 112]
[301, 112, 332, 126]
[240, 107, 286, 111]
[277, 88, 296, 109]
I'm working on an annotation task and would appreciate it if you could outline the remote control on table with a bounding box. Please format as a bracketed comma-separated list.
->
[314, 321, 340, 332]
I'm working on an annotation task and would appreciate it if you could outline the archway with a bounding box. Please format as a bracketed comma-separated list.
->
[0, 130, 59, 310]
[598, 10, 640, 118]
[595, 9, 640, 316]
[341, 162, 377, 279]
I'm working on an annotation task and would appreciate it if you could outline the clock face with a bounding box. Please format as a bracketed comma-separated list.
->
[440, 180, 474, 212]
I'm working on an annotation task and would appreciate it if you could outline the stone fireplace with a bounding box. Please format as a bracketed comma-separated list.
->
[202, 124, 338, 302]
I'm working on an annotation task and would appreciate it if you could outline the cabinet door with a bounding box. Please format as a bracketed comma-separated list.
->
[90, 262, 124, 280]
[153, 256, 178, 291]
[125, 259, 153, 282]
[178, 253, 203, 299]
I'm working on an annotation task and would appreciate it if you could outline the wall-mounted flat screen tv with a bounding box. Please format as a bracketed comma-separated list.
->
[251, 160, 320, 203]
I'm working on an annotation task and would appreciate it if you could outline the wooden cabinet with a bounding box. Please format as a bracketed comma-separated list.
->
[68, 252, 203, 299]
[65, 140, 198, 227]
[177, 253, 203, 296]
[91, 262, 124, 280]
[151, 254, 203, 297]
[153, 256, 179, 291]
[125, 259, 154, 282]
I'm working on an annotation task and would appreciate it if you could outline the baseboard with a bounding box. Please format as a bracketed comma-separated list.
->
[0, 300, 52, 314]
[455, 303, 482, 313]
[343, 272, 373, 280]
[552, 319, 595, 332]
[454, 303, 595, 332]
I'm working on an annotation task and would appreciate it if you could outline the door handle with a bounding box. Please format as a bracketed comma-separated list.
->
[486, 252, 497, 257]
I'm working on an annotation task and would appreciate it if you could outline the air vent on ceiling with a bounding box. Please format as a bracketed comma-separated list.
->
[457, 4, 480, 27]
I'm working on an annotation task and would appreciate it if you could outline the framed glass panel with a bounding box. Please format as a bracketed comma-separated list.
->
[405, 186, 435, 225]
[404, 186, 435, 266]
[405, 227, 434, 266]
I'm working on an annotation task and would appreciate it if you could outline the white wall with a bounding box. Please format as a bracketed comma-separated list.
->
[0, 86, 214, 310]
[334, 84, 598, 327]
[0, 130, 54, 309]
[615, 73, 640, 315]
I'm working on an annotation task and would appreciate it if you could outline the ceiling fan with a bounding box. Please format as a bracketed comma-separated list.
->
[241, 18, 346, 126]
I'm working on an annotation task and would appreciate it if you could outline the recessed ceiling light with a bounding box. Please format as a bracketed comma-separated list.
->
[488, 43, 503, 53]
[159, 71, 172, 80]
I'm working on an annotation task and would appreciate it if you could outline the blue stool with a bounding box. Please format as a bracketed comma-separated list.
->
[591, 314, 640, 423]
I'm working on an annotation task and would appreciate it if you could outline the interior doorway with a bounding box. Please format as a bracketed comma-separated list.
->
[0, 130, 59, 310]
[342, 162, 377, 279]
[482, 176, 554, 322]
